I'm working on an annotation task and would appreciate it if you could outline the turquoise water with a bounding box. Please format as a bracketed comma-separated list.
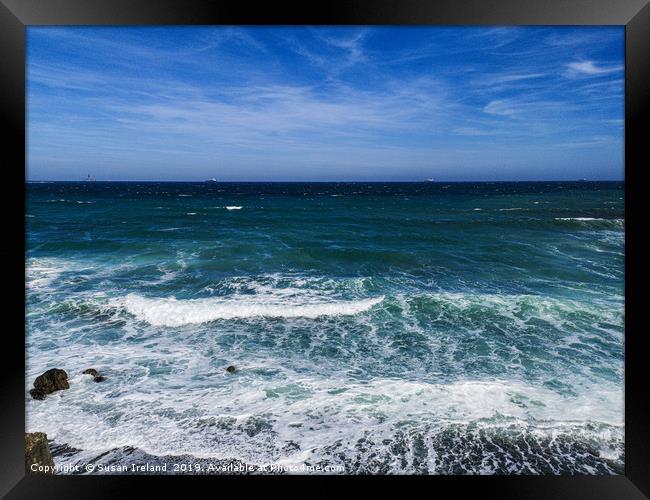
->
[26, 181, 624, 474]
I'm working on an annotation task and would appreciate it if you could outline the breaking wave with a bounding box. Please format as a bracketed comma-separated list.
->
[121, 293, 384, 326]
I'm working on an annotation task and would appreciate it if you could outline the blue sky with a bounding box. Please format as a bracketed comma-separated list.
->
[27, 26, 624, 181]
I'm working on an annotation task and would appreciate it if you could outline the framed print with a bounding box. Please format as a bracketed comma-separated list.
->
[1, 0, 648, 498]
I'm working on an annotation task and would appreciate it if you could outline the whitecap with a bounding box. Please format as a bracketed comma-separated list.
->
[120, 293, 384, 326]
[554, 217, 624, 228]
[556, 217, 601, 221]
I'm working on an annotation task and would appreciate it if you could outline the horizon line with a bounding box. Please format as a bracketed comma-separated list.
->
[26, 179, 625, 183]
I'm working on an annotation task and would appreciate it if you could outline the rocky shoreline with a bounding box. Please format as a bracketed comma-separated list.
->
[26, 432, 281, 475]
[41, 440, 283, 475]
[26, 365, 274, 475]
[25, 432, 55, 474]
[26, 367, 623, 475]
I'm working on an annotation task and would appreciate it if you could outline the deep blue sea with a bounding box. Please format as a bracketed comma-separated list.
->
[26, 181, 624, 474]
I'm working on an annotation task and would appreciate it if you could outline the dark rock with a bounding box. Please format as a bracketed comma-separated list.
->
[83, 368, 105, 381]
[31, 369, 69, 399]
[25, 432, 54, 473]
[49, 444, 284, 475]
[226, 365, 237, 374]
[29, 388, 46, 400]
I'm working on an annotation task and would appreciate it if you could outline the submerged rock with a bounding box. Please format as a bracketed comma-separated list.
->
[83, 368, 105, 382]
[226, 366, 237, 374]
[25, 432, 54, 473]
[30, 369, 69, 400]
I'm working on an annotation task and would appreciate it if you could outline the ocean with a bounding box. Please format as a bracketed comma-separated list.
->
[26, 181, 625, 474]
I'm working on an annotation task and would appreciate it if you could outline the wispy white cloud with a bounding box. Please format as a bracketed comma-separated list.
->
[189, 27, 268, 54]
[557, 135, 619, 148]
[318, 30, 368, 65]
[545, 30, 621, 48]
[452, 127, 498, 136]
[483, 99, 518, 117]
[284, 28, 370, 80]
[474, 73, 546, 86]
[109, 79, 450, 143]
[483, 97, 575, 119]
[565, 60, 623, 77]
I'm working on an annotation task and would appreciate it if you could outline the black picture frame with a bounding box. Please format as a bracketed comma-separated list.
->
[1, 0, 648, 498]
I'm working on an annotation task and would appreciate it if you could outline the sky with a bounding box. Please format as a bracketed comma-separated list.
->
[27, 26, 624, 181]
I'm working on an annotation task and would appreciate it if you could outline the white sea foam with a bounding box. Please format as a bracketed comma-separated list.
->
[556, 217, 600, 221]
[26, 257, 77, 292]
[26, 361, 623, 469]
[121, 293, 384, 326]
[553, 218, 624, 231]
[415, 291, 623, 329]
[226, 206, 242, 210]
[555, 217, 623, 223]
[26, 267, 624, 471]
[26, 284, 623, 472]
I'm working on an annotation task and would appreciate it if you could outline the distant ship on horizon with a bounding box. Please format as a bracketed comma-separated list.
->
[424, 178, 435, 182]
[84, 174, 96, 182]
[205, 178, 218, 183]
